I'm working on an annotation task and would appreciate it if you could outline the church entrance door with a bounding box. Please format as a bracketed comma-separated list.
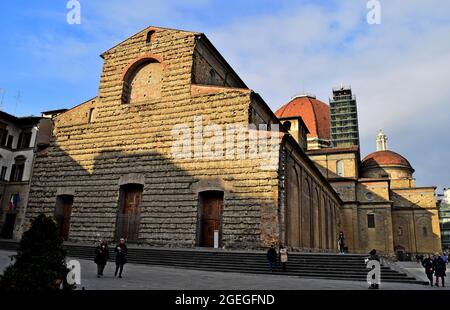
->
[55, 195, 73, 241]
[199, 191, 223, 248]
[117, 184, 142, 242]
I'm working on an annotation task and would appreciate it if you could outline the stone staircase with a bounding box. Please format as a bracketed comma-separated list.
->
[0, 239, 426, 284]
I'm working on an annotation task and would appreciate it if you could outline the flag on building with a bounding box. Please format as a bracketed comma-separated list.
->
[8, 193, 20, 211]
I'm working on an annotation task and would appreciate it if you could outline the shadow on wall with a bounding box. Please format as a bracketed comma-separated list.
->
[24, 144, 281, 250]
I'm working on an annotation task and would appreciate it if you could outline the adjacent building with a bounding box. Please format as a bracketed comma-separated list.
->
[0, 111, 52, 239]
[437, 188, 450, 251]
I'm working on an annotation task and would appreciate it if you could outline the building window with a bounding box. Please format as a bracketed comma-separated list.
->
[146, 30, 155, 45]
[365, 192, 374, 201]
[208, 69, 216, 85]
[10, 156, 26, 182]
[0, 166, 7, 181]
[336, 160, 345, 177]
[283, 121, 292, 131]
[88, 108, 95, 123]
[367, 214, 375, 228]
[6, 135, 13, 148]
[0, 126, 7, 146]
[422, 226, 428, 237]
[17, 130, 32, 149]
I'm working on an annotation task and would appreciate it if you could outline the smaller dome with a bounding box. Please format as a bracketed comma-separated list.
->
[361, 150, 413, 171]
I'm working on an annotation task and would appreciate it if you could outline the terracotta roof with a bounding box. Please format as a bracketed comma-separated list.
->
[275, 95, 330, 140]
[361, 150, 413, 170]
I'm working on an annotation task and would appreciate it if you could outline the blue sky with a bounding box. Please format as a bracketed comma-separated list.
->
[1, 0, 449, 191]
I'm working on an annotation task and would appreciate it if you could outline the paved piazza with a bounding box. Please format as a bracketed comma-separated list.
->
[0, 250, 448, 290]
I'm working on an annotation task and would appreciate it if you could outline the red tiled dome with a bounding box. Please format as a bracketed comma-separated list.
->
[361, 150, 413, 170]
[275, 95, 330, 140]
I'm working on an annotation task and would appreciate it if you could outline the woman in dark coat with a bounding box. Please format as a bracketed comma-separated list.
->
[433, 253, 446, 287]
[94, 240, 110, 277]
[422, 254, 434, 286]
[114, 238, 128, 278]
[338, 232, 345, 254]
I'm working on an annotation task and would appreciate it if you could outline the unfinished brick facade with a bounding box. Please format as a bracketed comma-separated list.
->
[24, 26, 341, 250]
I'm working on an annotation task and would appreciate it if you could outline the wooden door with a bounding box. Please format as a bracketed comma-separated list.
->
[200, 192, 223, 247]
[55, 195, 73, 241]
[1, 213, 16, 239]
[119, 187, 142, 241]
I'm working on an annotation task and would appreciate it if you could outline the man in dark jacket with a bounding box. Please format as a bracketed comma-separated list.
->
[114, 238, 128, 278]
[94, 240, 110, 278]
[267, 245, 277, 272]
[422, 254, 434, 286]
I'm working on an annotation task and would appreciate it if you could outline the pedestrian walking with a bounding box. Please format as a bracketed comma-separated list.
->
[441, 252, 448, 264]
[338, 231, 345, 254]
[422, 254, 434, 286]
[267, 244, 277, 272]
[279, 246, 288, 271]
[94, 240, 110, 278]
[114, 238, 128, 278]
[433, 252, 446, 287]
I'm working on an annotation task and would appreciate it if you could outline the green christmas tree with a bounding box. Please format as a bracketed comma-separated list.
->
[0, 214, 75, 290]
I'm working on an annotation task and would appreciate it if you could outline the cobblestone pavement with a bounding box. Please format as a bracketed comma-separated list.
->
[1, 250, 448, 290]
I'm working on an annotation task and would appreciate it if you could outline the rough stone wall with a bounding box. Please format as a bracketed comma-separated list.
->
[25, 27, 282, 249]
[192, 50, 226, 86]
[308, 152, 358, 179]
[191, 39, 244, 88]
[357, 180, 390, 202]
[391, 187, 441, 253]
[357, 204, 394, 255]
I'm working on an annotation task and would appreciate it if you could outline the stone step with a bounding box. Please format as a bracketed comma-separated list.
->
[0, 240, 426, 285]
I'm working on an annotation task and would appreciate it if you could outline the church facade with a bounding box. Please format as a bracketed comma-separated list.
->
[22, 26, 342, 251]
